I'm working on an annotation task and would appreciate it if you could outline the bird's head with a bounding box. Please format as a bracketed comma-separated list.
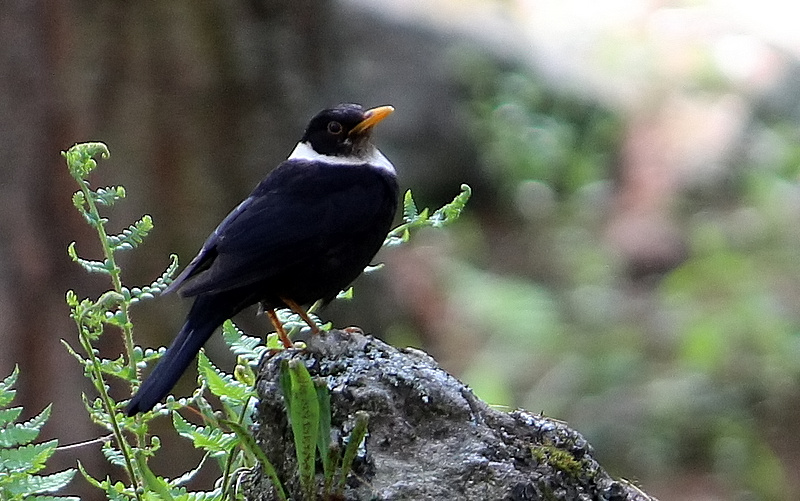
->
[301, 103, 394, 158]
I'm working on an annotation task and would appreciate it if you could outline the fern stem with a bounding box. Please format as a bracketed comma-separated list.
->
[74, 319, 142, 500]
[221, 397, 252, 499]
[74, 175, 140, 394]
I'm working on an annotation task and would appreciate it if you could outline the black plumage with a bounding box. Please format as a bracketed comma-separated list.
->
[126, 104, 398, 415]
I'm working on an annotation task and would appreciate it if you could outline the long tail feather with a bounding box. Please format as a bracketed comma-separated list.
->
[126, 295, 234, 415]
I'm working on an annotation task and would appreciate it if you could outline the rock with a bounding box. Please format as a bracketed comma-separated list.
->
[244, 329, 657, 501]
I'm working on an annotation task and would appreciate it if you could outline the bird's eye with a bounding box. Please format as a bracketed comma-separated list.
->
[327, 121, 343, 135]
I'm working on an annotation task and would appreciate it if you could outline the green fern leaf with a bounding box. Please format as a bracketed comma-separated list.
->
[170, 489, 224, 500]
[131, 255, 180, 305]
[0, 405, 50, 447]
[220, 321, 266, 364]
[383, 184, 471, 249]
[0, 439, 58, 475]
[71, 190, 86, 212]
[3, 468, 76, 496]
[285, 359, 319, 500]
[0, 407, 23, 429]
[62, 142, 109, 179]
[402, 189, 418, 221]
[196, 352, 252, 403]
[276, 307, 326, 336]
[429, 183, 472, 227]
[171, 412, 236, 457]
[106, 215, 153, 252]
[67, 242, 112, 275]
[17, 497, 80, 501]
[100, 442, 128, 469]
[91, 185, 126, 206]
[0, 367, 20, 408]
[94, 355, 133, 380]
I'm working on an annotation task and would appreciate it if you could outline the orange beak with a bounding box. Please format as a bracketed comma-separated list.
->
[349, 105, 394, 136]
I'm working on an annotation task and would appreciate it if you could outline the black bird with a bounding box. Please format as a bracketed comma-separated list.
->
[126, 104, 398, 415]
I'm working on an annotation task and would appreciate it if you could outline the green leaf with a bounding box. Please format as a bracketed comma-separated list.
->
[197, 352, 253, 404]
[19, 495, 81, 501]
[0, 367, 20, 407]
[76, 461, 103, 489]
[71, 190, 87, 212]
[316, 380, 333, 482]
[91, 185, 126, 206]
[67, 242, 112, 275]
[3, 468, 75, 496]
[286, 359, 320, 500]
[402, 189, 418, 221]
[337, 411, 369, 492]
[171, 412, 236, 457]
[0, 407, 23, 428]
[277, 307, 324, 337]
[429, 183, 472, 227]
[136, 452, 174, 501]
[234, 361, 255, 387]
[105, 215, 153, 252]
[223, 420, 287, 501]
[220, 320, 266, 364]
[62, 142, 110, 180]
[0, 405, 50, 447]
[0, 439, 58, 475]
[147, 253, 180, 294]
[100, 442, 128, 469]
[94, 354, 133, 380]
[382, 185, 471, 249]
[169, 452, 211, 488]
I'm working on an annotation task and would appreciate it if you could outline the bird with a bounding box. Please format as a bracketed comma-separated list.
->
[126, 103, 398, 415]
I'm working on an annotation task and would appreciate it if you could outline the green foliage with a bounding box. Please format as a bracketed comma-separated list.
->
[278, 360, 370, 500]
[64, 142, 251, 500]
[0, 367, 78, 501]
[283, 360, 319, 500]
[384, 184, 472, 248]
[336, 411, 368, 492]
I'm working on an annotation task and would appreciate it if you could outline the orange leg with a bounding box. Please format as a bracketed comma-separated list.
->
[281, 297, 321, 335]
[266, 308, 294, 348]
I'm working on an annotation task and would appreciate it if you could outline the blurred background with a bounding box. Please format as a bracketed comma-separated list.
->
[2, 0, 800, 499]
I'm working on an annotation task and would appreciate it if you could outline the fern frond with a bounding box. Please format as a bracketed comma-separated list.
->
[429, 183, 472, 227]
[67, 242, 112, 275]
[62, 142, 109, 180]
[105, 215, 153, 252]
[0, 408, 23, 428]
[197, 352, 253, 404]
[0, 367, 19, 408]
[91, 186, 126, 206]
[0, 440, 58, 475]
[402, 189, 418, 221]
[3, 469, 76, 497]
[172, 412, 236, 457]
[220, 321, 266, 364]
[383, 184, 472, 248]
[101, 442, 127, 469]
[0, 405, 50, 448]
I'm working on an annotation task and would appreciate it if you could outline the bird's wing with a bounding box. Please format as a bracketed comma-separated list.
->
[167, 160, 396, 297]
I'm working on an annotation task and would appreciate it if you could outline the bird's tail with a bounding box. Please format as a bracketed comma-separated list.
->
[126, 294, 235, 415]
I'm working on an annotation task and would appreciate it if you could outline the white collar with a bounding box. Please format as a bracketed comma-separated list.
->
[287, 141, 396, 175]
